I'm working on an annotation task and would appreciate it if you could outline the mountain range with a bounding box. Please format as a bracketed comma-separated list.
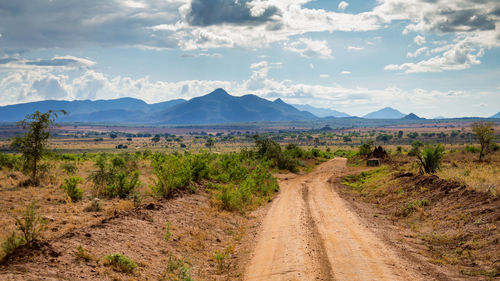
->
[0, 89, 315, 124]
[491, 112, 500, 118]
[2, 89, 489, 124]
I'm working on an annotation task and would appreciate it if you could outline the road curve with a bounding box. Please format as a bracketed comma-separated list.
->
[244, 158, 423, 281]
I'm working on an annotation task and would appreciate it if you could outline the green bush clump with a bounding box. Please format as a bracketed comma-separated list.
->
[0, 153, 21, 171]
[105, 253, 138, 273]
[151, 153, 193, 198]
[464, 145, 480, 153]
[61, 176, 84, 201]
[89, 153, 141, 198]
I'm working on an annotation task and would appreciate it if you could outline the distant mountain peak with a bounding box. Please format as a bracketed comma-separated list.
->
[273, 98, 286, 104]
[363, 107, 405, 119]
[402, 113, 424, 120]
[491, 112, 500, 118]
[206, 88, 231, 98]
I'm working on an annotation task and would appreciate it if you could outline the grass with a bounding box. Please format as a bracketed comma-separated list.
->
[438, 152, 500, 195]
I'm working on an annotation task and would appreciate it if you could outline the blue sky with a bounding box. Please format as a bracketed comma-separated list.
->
[0, 0, 499, 118]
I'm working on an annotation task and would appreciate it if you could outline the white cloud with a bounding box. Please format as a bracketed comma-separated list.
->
[0, 55, 96, 72]
[338, 1, 349, 11]
[414, 35, 426, 46]
[319, 74, 329, 78]
[309, 63, 314, 69]
[341, 71, 351, 75]
[347, 46, 364, 51]
[406, 47, 428, 58]
[284, 38, 333, 59]
[386, 38, 485, 73]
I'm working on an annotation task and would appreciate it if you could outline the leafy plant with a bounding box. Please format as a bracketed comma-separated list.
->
[416, 144, 445, 174]
[61, 176, 84, 201]
[214, 246, 233, 273]
[164, 222, 173, 242]
[74, 245, 92, 261]
[15, 202, 48, 244]
[1, 232, 24, 259]
[105, 253, 138, 273]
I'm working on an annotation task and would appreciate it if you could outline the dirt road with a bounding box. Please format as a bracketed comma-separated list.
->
[244, 158, 424, 281]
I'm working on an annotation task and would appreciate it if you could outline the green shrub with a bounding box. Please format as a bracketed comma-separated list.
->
[15, 203, 48, 245]
[151, 153, 192, 197]
[103, 171, 140, 199]
[397, 199, 430, 217]
[61, 176, 84, 201]
[89, 153, 141, 198]
[416, 144, 445, 174]
[464, 145, 480, 153]
[74, 245, 92, 261]
[165, 255, 194, 281]
[60, 162, 77, 175]
[0, 153, 21, 171]
[105, 253, 138, 273]
[214, 246, 232, 273]
[1, 232, 24, 259]
[358, 141, 374, 157]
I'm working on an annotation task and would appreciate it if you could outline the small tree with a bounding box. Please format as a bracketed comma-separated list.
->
[205, 137, 215, 151]
[11, 110, 66, 185]
[471, 122, 494, 161]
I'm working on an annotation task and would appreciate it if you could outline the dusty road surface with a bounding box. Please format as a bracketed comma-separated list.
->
[244, 158, 424, 281]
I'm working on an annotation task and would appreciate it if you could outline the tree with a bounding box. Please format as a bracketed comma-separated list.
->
[11, 110, 66, 185]
[398, 130, 404, 138]
[205, 137, 215, 151]
[471, 122, 494, 161]
[151, 134, 161, 143]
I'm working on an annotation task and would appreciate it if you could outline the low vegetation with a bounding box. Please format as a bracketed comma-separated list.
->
[104, 253, 138, 273]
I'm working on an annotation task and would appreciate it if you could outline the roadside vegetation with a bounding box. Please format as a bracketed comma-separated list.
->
[340, 122, 499, 278]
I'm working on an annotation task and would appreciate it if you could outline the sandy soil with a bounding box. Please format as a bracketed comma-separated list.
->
[244, 158, 424, 281]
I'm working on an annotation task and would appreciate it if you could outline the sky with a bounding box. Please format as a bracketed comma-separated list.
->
[0, 0, 499, 118]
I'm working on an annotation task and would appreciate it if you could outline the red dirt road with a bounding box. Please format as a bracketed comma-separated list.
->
[244, 158, 424, 281]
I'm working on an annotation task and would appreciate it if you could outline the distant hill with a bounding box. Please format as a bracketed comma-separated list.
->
[0, 98, 186, 123]
[157, 88, 317, 124]
[291, 104, 350, 118]
[402, 113, 424, 120]
[363, 107, 406, 119]
[491, 112, 500, 118]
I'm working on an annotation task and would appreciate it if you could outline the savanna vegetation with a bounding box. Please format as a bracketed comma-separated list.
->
[340, 121, 499, 278]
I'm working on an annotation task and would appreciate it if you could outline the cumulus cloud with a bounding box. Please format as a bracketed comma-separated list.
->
[375, 0, 500, 72]
[414, 35, 426, 46]
[341, 71, 351, 74]
[284, 38, 333, 59]
[319, 74, 329, 78]
[386, 39, 484, 72]
[338, 1, 349, 11]
[406, 47, 428, 58]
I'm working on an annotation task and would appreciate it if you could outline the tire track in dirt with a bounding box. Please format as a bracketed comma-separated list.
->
[244, 158, 425, 281]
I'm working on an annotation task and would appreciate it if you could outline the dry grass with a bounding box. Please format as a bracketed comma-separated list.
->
[439, 151, 500, 195]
